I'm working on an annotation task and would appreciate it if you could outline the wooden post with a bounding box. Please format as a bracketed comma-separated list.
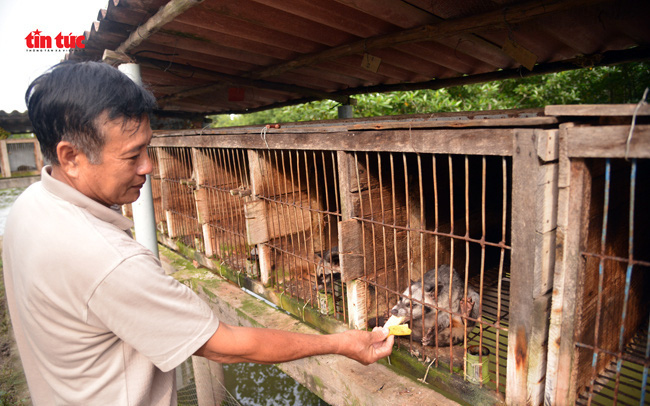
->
[191, 356, 225, 406]
[157, 148, 178, 238]
[192, 148, 215, 257]
[247, 150, 272, 285]
[0, 140, 11, 177]
[32, 139, 43, 172]
[507, 129, 557, 404]
[337, 150, 368, 330]
[544, 123, 590, 405]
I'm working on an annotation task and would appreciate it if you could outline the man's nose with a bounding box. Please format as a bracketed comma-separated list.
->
[138, 151, 153, 175]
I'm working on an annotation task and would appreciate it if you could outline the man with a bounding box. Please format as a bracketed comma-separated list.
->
[3, 61, 393, 405]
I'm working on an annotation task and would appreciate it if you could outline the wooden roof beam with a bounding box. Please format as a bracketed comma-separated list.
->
[224, 46, 649, 116]
[114, 0, 204, 54]
[252, 0, 613, 79]
[102, 50, 352, 105]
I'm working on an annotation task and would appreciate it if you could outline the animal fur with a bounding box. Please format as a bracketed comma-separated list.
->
[390, 265, 480, 346]
[314, 246, 340, 291]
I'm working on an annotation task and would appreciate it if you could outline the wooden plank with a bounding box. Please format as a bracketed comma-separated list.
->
[346, 280, 368, 330]
[150, 128, 515, 156]
[536, 162, 558, 234]
[536, 129, 559, 162]
[545, 104, 650, 117]
[0, 141, 10, 178]
[337, 151, 369, 329]
[265, 196, 312, 240]
[338, 219, 364, 282]
[544, 122, 590, 405]
[506, 129, 538, 404]
[533, 230, 556, 298]
[113, 0, 203, 54]
[244, 200, 269, 245]
[247, 149, 272, 285]
[346, 116, 557, 130]
[565, 125, 650, 158]
[528, 292, 553, 405]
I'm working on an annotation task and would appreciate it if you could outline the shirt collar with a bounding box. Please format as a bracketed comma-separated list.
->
[40, 166, 134, 231]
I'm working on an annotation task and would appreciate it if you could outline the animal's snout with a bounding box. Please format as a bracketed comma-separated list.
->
[391, 306, 407, 317]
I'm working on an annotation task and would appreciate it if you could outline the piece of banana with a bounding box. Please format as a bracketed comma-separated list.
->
[388, 324, 412, 336]
[383, 315, 406, 328]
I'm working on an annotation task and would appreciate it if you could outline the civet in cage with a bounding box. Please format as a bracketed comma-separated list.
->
[390, 265, 480, 346]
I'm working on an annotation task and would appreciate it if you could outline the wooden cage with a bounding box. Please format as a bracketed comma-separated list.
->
[340, 149, 513, 394]
[155, 146, 204, 251]
[0, 139, 43, 178]
[546, 105, 650, 406]
[146, 107, 566, 405]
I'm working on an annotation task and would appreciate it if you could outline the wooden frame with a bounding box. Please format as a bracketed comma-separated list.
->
[150, 107, 650, 404]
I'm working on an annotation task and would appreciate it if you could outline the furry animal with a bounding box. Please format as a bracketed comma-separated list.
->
[314, 246, 340, 291]
[390, 265, 480, 346]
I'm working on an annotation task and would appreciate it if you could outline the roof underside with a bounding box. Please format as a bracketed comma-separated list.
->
[67, 0, 650, 118]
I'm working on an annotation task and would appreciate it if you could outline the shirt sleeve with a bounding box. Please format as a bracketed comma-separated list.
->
[87, 253, 220, 372]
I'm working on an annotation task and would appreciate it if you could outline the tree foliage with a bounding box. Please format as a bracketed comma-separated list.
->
[210, 62, 649, 128]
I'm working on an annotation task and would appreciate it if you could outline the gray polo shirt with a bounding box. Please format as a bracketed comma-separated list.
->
[3, 166, 219, 405]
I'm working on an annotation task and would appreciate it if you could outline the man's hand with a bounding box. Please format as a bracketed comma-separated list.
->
[195, 323, 393, 366]
[336, 327, 394, 365]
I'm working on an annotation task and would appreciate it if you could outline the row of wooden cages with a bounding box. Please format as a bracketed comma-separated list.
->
[134, 107, 649, 405]
[0, 139, 43, 178]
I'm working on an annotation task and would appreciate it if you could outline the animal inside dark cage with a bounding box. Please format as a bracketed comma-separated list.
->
[345, 150, 512, 393]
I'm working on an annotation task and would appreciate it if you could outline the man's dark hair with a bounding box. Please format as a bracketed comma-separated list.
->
[25, 61, 157, 165]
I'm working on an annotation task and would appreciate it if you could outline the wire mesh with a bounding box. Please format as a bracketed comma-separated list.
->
[195, 147, 252, 275]
[155, 146, 204, 251]
[350, 151, 511, 394]
[255, 149, 345, 320]
[6, 141, 38, 173]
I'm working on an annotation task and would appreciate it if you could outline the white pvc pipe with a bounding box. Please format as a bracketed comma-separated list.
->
[118, 63, 159, 258]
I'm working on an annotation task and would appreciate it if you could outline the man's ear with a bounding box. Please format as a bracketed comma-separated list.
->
[56, 141, 82, 177]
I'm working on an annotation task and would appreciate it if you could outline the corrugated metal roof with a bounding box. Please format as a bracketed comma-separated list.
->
[67, 0, 650, 118]
[0, 111, 33, 134]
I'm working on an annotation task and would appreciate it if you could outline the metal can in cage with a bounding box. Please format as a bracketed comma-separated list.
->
[317, 291, 334, 315]
[245, 259, 259, 279]
[465, 345, 490, 384]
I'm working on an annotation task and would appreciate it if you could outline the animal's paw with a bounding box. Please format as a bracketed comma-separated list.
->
[421, 327, 435, 346]
[460, 296, 475, 317]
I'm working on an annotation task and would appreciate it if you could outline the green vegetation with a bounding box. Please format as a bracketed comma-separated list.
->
[210, 62, 649, 127]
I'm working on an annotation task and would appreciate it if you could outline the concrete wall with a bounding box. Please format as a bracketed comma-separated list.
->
[159, 246, 463, 406]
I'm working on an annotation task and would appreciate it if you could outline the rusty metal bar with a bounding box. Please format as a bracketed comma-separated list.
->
[587, 159, 611, 405]
[294, 151, 310, 305]
[353, 151, 370, 325]
[495, 156, 508, 392]
[302, 150, 317, 308]
[377, 152, 389, 329]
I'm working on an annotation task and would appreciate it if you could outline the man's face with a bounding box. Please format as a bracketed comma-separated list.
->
[75, 115, 153, 207]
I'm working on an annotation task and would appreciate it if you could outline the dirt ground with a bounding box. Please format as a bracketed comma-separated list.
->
[0, 237, 31, 405]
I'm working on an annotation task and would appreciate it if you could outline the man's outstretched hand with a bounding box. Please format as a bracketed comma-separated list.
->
[336, 327, 394, 365]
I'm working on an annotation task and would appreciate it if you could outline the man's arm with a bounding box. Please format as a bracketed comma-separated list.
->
[194, 323, 394, 366]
